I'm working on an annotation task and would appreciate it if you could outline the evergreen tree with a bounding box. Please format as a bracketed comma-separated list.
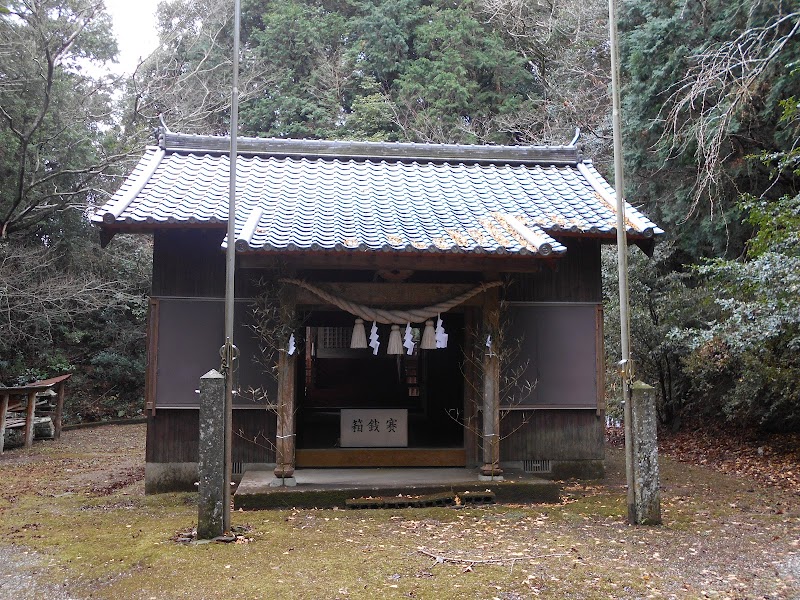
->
[0, 0, 121, 237]
[620, 0, 800, 260]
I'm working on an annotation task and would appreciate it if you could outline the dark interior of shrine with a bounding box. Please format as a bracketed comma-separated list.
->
[296, 311, 465, 449]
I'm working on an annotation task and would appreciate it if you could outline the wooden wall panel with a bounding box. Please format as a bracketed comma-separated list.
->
[232, 409, 278, 464]
[499, 409, 604, 461]
[146, 409, 277, 464]
[504, 239, 601, 303]
[152, 229, 261, 298]
[152, 229, 226, 297]
[152, 298, 277, 409]
[504, 303, 600, 408]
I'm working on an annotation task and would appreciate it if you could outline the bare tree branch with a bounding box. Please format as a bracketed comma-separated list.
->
[660, 10, 800, 216]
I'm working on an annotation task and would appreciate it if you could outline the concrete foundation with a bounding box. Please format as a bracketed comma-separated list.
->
[144, 462, 198, 494]
[144, 462, 276, 493]
[500, 459, 605, 480]
[234, 467, 561, 509]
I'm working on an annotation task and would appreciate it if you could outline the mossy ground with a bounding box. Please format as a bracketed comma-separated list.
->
[0, 424, 797, 599]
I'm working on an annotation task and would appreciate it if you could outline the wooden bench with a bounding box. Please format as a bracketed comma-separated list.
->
[0, 374, 71, 453]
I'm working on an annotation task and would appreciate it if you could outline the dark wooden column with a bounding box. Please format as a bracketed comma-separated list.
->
[274, 285, 297, 479]
[481, 288, 502, 477]
[462, 307, 479, 468]
[24, 390, 37, 448]
[54, 381, 66, 440]
[0, 393, 8, 454]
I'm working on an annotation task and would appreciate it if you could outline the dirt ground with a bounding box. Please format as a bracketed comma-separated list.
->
[0, 423, 797, 599]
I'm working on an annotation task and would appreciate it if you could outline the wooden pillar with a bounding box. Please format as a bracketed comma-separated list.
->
[274, 285, 297, 480]
[481, 288, 502, 478]
[54, 382, 65, 440]
[24, 390, 37, 448]
[0, 393, 8, 454]
[462, 308, 479, 468]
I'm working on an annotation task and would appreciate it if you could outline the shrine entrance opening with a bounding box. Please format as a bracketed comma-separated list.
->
[295, 311, 466, 467]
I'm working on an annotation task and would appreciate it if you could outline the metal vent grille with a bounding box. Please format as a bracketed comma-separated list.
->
[320, 327, 351, 349]
[523, 459, 552, 474]
[232, 461, 243, 475]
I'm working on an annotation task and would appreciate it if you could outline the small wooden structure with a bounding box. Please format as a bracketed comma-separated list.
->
[0, 374, 70, 453]
[93, 129, 662, 492]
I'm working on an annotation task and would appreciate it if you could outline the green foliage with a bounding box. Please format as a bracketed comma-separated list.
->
[619, 0, 799, 260]
[743, 194, 800, 257]
[145, 0, 544, 144]
[243, 0, 348, 138]
[603, 244, 716, 426]
[349, 0, 422, 87]
[0, 0, 123, 237]
[673, 185, 800, 430]
[390, 2, 536, 142]
[88, 351, 143, 387]
[605, 2, 800, 431]
[0, 229, 151, 422]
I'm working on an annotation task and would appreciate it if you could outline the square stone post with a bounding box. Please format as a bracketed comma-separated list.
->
[629, 381, 661, 525]
[480, 287, 502, 480]
[197, 369, 226, 539]
[273, 285, 297, 484]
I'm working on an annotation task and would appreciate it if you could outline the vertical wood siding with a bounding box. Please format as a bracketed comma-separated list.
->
[146, 409, 277, 463]
[153, 229, 226, 297]
[504, 239, 602, 303]
[499, 409, 604, 461]
[152, 229, 261, 298]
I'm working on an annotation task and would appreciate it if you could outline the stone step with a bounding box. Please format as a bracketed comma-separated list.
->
[234, 468, 560, 510]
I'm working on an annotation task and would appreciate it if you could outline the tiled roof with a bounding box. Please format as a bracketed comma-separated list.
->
[94, 130, 663, 257]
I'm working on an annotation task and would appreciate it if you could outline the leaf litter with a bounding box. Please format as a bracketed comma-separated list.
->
[0, 423, 797, 598]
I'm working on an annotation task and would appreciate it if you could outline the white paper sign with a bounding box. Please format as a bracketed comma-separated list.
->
[340, 408, 408, 447]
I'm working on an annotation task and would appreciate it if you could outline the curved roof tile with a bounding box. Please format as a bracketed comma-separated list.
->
[94, 131, 663, 256]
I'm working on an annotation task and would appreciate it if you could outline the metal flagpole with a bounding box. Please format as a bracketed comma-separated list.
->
[221, 0, 241, 533]
[607, 0, 636, 524]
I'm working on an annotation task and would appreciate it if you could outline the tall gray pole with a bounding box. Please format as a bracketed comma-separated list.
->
[222, 0, 241, 533]
[607, 0, 636, 523]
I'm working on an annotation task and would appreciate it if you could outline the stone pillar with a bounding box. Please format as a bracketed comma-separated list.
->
[629, 381, 661, 525]
[197, 369, 225, 539]
[273, 285, 297, 485]
[480, 288, 502, 480]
